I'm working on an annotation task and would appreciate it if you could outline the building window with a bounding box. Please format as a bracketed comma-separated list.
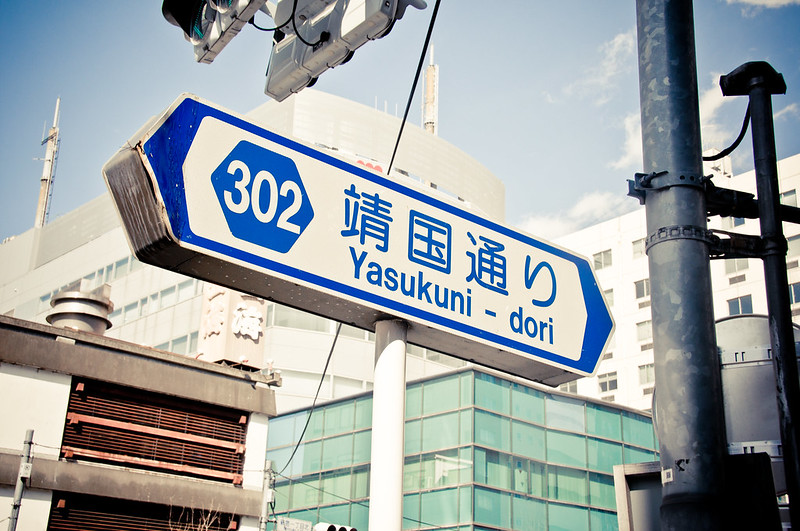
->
[593, 249, 612, 270]
[601, 352, 613, 361]
[558, 380, 578, 394]
[634, 278, 650, 300]
[790, 282, 800, 305]
[598, 372, 618, 393]
[725, 258, 749, 275]
[788, 235, 800, 257]
[781, 189, 797, 207]
[603, 288, 614, 307]
[639, 363, 655, 385]
[728, 295, 753, 316]
[632, 238, 646, 258]
[636, 320, 652, 342]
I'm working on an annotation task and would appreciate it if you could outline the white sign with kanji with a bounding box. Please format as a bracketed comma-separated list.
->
[104, 95, 614, 380]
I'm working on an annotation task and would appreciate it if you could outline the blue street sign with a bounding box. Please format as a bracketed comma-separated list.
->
[104, 94, 614, 382]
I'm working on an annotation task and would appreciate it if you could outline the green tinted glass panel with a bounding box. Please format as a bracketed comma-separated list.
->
[547, 431, 587, 468]
[587, 438, 622, 473]
[474, 487, 511, 528]
[423, 374, 460, 415]
[322, 434, 353, 469]
[324, 401, 354, 436]
[512, 420, 545, 460]
[460, 372, 474, 406]
[549, 503, 589, 531]
[353, 430, 371, 464]
[530, 460, 546, 497]
[459, 447, 473, 484]
[624, 445, 655, 464]
[355, 397, 372, 429]
[460, 409, 472, 446]
[587, 403, 622, 440]
[406, 384, 422, 418]
[510, 457, 529, 493]
[267, 415, 296, 448]
[422, 412, 459, 452]
[405, 419, 422, 455]
[403, 493, 420, 530]
[589, 472, 616, 510]
[421, 487, 459, 526]
[512, 383, 545, 424]
[351, 502, 369, 531]
[420, 448, 460, 489]
[459, 486, 472, 523]
[266, 446, 294, 477]
[622, 412, 655, 449]
[475, 372, 511, 414]
[590, 509, 618, 531]
[320, 469, 351, 505]
[548, 466, 587, 504]
[546, 394, 585, 432]
[404, 455, 421, 492]
[275, 481, 291, 509]
[512, 494, 547, 530]
[306, 409, 324, 439]
[291, 475, 320, 508]
[318, 504, 350, 526]
[299, 440, 322, 474]
[352, 466, 369, 499]
[474, 448, 511, 490]
[474, 410, 511, 451]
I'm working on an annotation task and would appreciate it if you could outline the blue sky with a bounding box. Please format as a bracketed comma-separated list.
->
[1, 1, 799, 244]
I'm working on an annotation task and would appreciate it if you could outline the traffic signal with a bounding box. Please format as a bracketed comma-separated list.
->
[312, 524, 357, 531]
[162, 0, 268, 63]
[264, 0, 426, 101]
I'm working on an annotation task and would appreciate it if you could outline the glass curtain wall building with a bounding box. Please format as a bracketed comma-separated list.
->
[266, 368, 658, 530]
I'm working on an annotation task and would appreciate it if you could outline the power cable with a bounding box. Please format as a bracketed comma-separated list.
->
[387, 0, 442, 175]
[703, 103, 751, 162]
[278, 322, 342, 475]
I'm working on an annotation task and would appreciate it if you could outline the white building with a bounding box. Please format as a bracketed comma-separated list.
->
[0, 89, 505, 414]
[555, 153, 800, 411]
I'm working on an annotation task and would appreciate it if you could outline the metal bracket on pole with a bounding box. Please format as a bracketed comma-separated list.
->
[628, 170, 708, 205]
[645, 225, 720, 255]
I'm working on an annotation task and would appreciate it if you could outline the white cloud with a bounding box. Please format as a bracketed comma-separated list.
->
[564, 30, 636, 105]
[698, 73, 738, 151]
[610, 112, 642, 170]
[775, 103, 800, 121]
[516, 191, 640, 240]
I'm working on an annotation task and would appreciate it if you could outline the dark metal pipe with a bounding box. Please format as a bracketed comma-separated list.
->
[722, 61, 800, 529]
[635, 1, 728, 528]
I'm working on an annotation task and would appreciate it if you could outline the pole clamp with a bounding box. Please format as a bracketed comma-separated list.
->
[645, 225, 719, 254]
[628, 170, 709, 204]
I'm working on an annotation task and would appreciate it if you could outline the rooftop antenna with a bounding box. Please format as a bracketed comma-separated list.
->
[422, 44, 439, 135]
[34, 97, 61, 228]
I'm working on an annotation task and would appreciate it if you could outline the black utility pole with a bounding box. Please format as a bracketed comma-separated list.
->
[634, 1, 728, 528]
[720, 61, 800, 530]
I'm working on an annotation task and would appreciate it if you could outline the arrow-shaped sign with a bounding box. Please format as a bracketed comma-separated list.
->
[103, 95, 613, 384]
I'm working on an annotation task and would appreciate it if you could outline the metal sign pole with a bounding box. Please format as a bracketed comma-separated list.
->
[634, 1, 728, 528]
[720, 61, 800, 530]
[368, 319, 408, 531]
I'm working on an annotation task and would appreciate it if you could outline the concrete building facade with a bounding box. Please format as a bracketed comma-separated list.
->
[0, 315, 278, 530]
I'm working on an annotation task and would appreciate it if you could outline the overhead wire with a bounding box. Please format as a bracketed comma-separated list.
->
[703, 103, 751, 163]
[388, 0, 443, 175]
[278, 321, 342, 475]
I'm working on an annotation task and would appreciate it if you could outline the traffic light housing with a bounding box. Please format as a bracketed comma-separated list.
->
[264, 0, 426, 101]
[162, 0, 268, 63]
[312, 524, 357, 531]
